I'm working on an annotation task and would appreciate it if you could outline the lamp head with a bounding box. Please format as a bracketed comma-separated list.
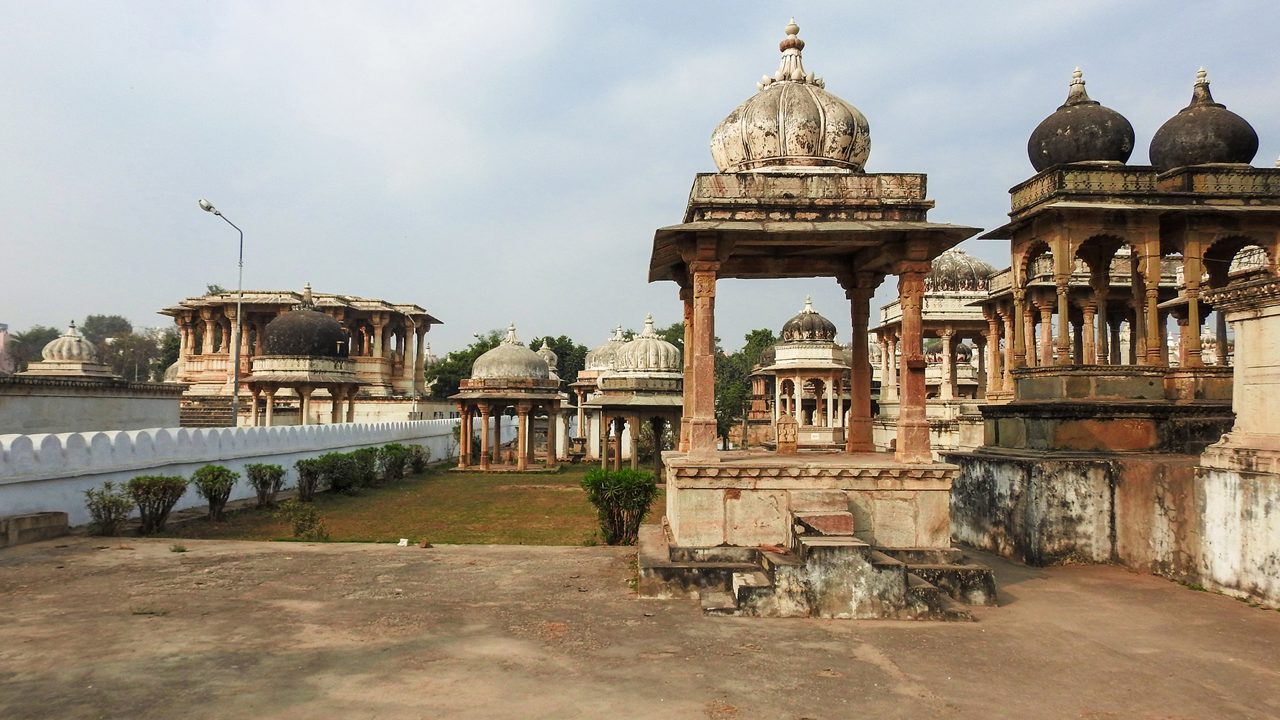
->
[197, 198, 217, 214]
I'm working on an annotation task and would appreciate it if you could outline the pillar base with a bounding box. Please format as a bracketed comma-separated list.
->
[895, 418, 932, 464]
[845, 417, 875, 453]
[685, 417, 721, 460]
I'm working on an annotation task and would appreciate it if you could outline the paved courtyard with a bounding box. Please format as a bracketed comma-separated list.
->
[1, 537, 1277, 719]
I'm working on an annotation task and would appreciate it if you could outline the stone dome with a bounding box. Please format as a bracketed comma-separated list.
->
[536, 343, 558, 369]
[758, 344, 777, 367]
[710, 20, 870, 173]
[615, 314, 682, 373]
[926, 249, 997, 291]
[262, 309, 347, 357]
[41, 322, 99, 363]
[585, 326, 627, 371]
[422, 343, 439, 368]
[163, 360, 181, 382]
[471, 324, 549, 380]
[1149, 69, 1259, 173]
[1028, 68, 1134, 172]
[781, 296, 837, 343]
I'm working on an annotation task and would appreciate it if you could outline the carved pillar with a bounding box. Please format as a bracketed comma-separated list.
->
[516, 404, 529, 471]
[457, 404, 470, 468]
[264, 388, 275, 427]
[840, 277, 876, 452]
[1037, 301, 1054, 367]
[1001, 309, 1015, 391]
[298, 386, 313, 426]
[1090, 268, 1111, 365]
[1055, 277, 1072, 365]
[679, 285, 694, 452]
[371, 314, 386, 359]
[1216, 310, 1229, 365]
[687, 260, 719, 456]
[478, 404, 491, 470]
[1082, 304, 1097, 365]
[575, 389, 586, 439]
[414, 326, 428, 394]
[986, 313, 1002, 397]
[895, 259, 931, 463]
[546, 403, 559, 466]
[650, 417, 665, 477]
[250, 388, 261, 426]
[1011, 287, 1028, 368]
[1145, 254, 1163, 366]
[346, 390, 356, 422]
[1071, 315, 1085, 364]
[599, 411, 609, 471]
[630, 416, 640, 470]
[939, 328, 955, 402]
[975, 336, 987, 397]
[1110, 314, 1123, 365]
[330, 387, 342, 423]
[883, 334, 899, 403]
[200, 309, 216, 355]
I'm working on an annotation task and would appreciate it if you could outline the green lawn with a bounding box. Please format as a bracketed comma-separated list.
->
[164, 464, 664, 545]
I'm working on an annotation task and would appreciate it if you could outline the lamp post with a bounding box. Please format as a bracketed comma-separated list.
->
[198, 199, 245, 426]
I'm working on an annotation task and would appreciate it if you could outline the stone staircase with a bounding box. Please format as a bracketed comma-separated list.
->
[639, 506, 996, 621]
[179, 396, 236, 428]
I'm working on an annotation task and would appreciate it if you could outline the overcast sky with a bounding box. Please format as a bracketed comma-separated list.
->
[3, 1, 1278, 353]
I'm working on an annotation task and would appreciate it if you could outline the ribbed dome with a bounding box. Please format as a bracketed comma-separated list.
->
[163, 360, 181, 382]
[781, 296, 837, 343]
[1028, 68, 1134, 172]
[42, 322, 99, 363]
[926, 249, 997, 291]
[710, 20, 870, 173]
[536, 343, 558, 369]
[471, 324, 549, 380]
[262, 309, 347, 357]
[1150, 69, 1259, 173]
[615, 314, 682, 373]
[585, 326, 627, 371]
[422, 343, 439, 368]
[758, 344, 777, 367]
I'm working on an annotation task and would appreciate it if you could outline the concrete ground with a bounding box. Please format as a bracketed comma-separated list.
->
[1, 538, 1277, 720]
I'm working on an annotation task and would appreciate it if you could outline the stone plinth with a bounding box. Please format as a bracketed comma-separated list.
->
[663, 450, 954, 550]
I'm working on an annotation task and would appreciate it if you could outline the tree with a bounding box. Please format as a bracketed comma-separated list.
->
[81, 315, 132, 346]
[156, 328, 180, 376]
[658, 322, 684, 353]
[8, 325, 60, 372]
[712, 328, 778, 448]
[205, 284, 227, 295]
[98, 332, 161, 381]
[425, 329, 504, 400]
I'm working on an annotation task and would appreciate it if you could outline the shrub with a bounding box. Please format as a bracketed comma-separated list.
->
[245, 463, 287, 507]
[295, 458, 322, 502]
[315, 452, 360, 493]
[192, 464, 239, 521]
[126, 475, 188, 534]
[379, 443, 413, 481]
[580, 468, 658, 545]
[83, 481, 134, 536]
[274, 499, 328, 541]
[349, 447, 380, 487]
[407, 444, 431, 474]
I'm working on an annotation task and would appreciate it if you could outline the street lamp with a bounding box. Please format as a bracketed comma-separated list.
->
[198, 199, 245, 426]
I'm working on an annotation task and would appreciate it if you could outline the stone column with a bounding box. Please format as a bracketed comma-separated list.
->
[883, 334, 899, 403]
[878, 335, 890, 402]
[939, 328, 955, 402]
[1037, 301, 1054, 367]
[200, 310, 216, 354]
[346, 391, 356, 422]
[1144, 255, 1163, 366]
[575, 389, 587, 439]
[1082, 304, 1097, 365]
[687, 260, 720, 457]
[264, 388, 275, 426]
[825, 377, 835, 429]
[414, 326, 428, 394]
[478, 404, 491, 470]
[1216, 310, 1229, 365]
[457, 404, 470, 468]
[299, 386, 313, 426]
[614, 417, 626, 471]
[630, 416, 640, 470]
[650, 417, 666, 477]
[1071, 316, 1085, 364]
[1091, 269, 1110, 365]
[330, 387, 342, 423]
[1011, 288, 1028, 368]
[679, 284, 694, 452]
[546, 404, 559, 466]
[976, 336, 987, 397]
[841, 277, 876, 452]
[986, 314, 1001, 397]
[895, 259, 932, 463]
[1001, 310, 1015, 391]
[1055, 277, 1072, 365]
[1023, 300, 1038, 367]
[371, 314, 386, 359]
[599, 412, 609, 471]
[250, 388, 261, 426]
[1110, 315, 1123, 365]
[516, 405, 529, 471]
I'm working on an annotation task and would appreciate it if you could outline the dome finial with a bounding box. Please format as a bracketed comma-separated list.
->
[803, 295, 814, 312]
[1063, 66, 1094, 106]
[503, 323, 522, 345]
[641, 313, 656, 336]
[1274, 155, 1280, 169]
[302, 282, 313, 308]
[1190, 67, 1217, 107]
[758, 18, 823, 90]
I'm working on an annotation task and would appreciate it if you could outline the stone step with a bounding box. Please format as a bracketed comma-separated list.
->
[732, 570, 772, 597]
[793, 511, 855, 537]
[699, 589, 738, 615]
[636, 523, 761, 599]
[798, 535, 870, 562]
[907, 563, 998, 606]
[759, 547, 803, 573]
[879, 547, 965, 565]
[906, 573, 974, 622]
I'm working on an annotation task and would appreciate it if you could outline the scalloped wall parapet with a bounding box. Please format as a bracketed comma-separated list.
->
[0, 418, 518, 527]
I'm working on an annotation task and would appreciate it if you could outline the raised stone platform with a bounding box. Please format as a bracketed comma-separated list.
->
[663, 449, 955, 549]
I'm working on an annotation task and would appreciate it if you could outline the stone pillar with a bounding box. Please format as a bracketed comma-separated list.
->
[630, 416, 640, 470]
[1001, 310, 1015, 391]
[1216, 310, 1229, 365]
[679, 285, 694, 452]
[575, 389, 586, 439]
[1110, 315, 1123, 365]
[841, 277, 875, 452]
[478, 404, 491, 470]
[1023, 299, 1038, 367]
[1055, 278, 1072, 365]
[546, 404, 559, 466]
[1011, 289, 1027, 368]
[516, 405, 529, 471]
[895, 259, 931, 463]
[1091, 269, 1110, 365]
[458, 404, 470, 469]
[939, 328, 955, 402]
[1175, 312, 1191, 367]
[615, 417, 627, 471]
[883, 334, 899, 403]
[599, 412, 609, 471]
[254, 321, 267, 357]
[371, 314, 386, 359]
[1145, 255, 1163, 366]
[650, 417, 665, 477]
[985, 314, 1001, 397]
[1082, 304, 1097, 365]
[687, 260, 719, 457]
[200, 310, 216, 355]
[330, 387, 342, 423]
[299, 386, 313, 426]
[250, 388, 261, 426]
[346, 391, 356, 422]
[1071, 316, 1084, 364]
[1037, 301, 1054, 367]
[264, 388, 275, 427]
[414, 326, 428, 394]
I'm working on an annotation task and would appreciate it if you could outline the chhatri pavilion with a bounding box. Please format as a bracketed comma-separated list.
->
[640, 20, 995, 619]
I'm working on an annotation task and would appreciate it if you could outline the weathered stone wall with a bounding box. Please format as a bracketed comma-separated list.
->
[0, 418, 516, 527]
[0, 378, 182, 434]
[949, 450, 1278, 607]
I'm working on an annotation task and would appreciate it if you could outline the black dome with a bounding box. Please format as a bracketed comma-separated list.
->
[262, 309, 348, 357]
[1149, 69, 1258, 174]
[758, 344, 777, 367]
[1028, 69, 1134, 172]
[781, 297, 837, 343]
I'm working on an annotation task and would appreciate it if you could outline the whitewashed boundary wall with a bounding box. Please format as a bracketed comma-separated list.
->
[0, 418, 516, 527]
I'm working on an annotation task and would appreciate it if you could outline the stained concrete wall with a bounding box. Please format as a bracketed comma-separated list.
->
[949, 450, 1279, 607]
[0, 387, 181, 434]
[0, 418, 516, 527]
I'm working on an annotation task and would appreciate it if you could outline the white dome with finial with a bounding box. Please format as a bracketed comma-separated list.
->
[710, 19, 871, 173]
[615, 314, 682, 373]
[42, 321, 99, 363]
[470, 324, 550, 380]
[585, 326, 628, 371]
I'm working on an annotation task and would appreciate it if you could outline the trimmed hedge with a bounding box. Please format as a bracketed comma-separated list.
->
[83, 481, 134, 536]
[245, 463, 287, 507]
[126, 475, 188, 534]
[192, 464, 239, 521]
[581, 468, 658, 545]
